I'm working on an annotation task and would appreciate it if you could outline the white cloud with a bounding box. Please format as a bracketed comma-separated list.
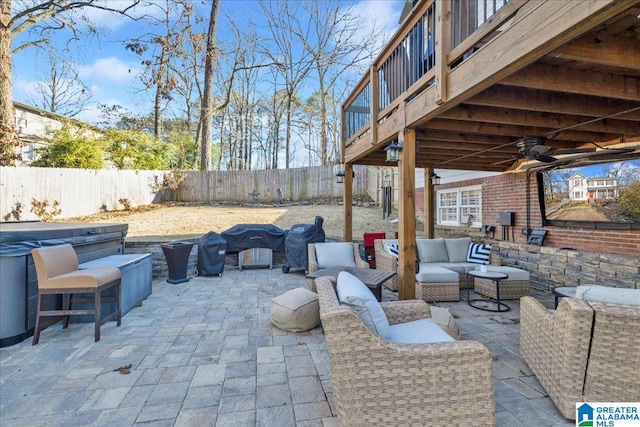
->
[13, 77, 41, 101]
[348, 0, 402, 55]
[79, 57, 139, 83]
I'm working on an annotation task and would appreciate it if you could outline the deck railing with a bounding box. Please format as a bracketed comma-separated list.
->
[343, 0, 515, 143]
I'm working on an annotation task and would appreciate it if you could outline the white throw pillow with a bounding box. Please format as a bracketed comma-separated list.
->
[336, 271, 390, 338]
[416, 238, 448, 263]
[314, 242, 356, 269]
[575, 285, 640, 306]
[467, 242, 492, 264]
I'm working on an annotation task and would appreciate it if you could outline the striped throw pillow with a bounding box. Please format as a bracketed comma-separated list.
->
[385, 242, 399, 258]
[467, 242, 492, 264]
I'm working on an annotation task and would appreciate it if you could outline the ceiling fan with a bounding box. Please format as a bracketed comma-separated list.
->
[515, 136, 597, 163]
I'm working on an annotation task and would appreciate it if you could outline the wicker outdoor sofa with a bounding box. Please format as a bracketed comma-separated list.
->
[307, 242, 369, 291]
[520, 288, 640, 420]
[374, 237, 530, 300]
[315, 275, 496, 426]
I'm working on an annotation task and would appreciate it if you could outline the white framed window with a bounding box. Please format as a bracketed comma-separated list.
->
[437, 186, 482, 227]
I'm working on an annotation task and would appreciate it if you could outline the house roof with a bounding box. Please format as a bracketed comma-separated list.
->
[13, 101, 102, 133]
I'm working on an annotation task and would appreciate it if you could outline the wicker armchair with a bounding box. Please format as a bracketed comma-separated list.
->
[307, 242, 369, 292]
[520, 296, 640, 419]
[373, 239, 398, 291]
[316, 276, 495, 427]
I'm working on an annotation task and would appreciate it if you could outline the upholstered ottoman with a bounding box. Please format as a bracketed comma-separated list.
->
[270, 287, 320, 332]
[415, 267, 460, 302]
[473, 266, 530, 300]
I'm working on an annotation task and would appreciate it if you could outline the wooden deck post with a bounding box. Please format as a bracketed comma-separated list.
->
[435, 0, 451, 105]
[397, 128, 417, 300]
[342, 163, 353, 242]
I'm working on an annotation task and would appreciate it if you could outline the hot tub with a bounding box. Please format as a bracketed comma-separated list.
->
[0, 222, 128, 347]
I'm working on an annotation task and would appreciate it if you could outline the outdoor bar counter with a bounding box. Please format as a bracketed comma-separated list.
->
[0, 222, 128, 347]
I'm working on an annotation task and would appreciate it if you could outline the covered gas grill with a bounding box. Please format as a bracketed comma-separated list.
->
[221, 224, 285, 270]
[221, 224, 286, 252]
[282, 216, 325, 273]
[197, 232, 226, 276]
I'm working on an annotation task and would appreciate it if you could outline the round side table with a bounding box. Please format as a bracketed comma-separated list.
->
[467, 270, 510, 312]
[551, 286, 577, 308]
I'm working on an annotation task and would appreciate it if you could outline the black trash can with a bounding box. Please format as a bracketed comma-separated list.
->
[161, 242, 194, 284]
[282, 216, 325, 273]
[197, 232, 226, 276]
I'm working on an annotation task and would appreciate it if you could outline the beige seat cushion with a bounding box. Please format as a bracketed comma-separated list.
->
[270, 288, 320, 332]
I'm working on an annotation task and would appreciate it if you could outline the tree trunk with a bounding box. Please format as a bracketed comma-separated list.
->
[0, 4, 18, 165]
[154, 43, 167, 139]
[200, 0, 219, 171]
[285, 95, 292, 169]
[318, 76, 328, 165]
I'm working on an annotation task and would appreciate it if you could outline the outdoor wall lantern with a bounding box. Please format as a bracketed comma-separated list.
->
[429, 172, 441, 185]
[385, 141, 403, 162]
[335, 167, 354, 184]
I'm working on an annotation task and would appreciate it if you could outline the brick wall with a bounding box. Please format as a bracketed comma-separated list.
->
[482, 172, 639, 290]
[415, 172, 639, 290]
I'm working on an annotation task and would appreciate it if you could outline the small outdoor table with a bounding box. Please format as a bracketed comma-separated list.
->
[305, 267, 395, 302]
[467, 270, 510, 312]
[551, 286, 577, 309]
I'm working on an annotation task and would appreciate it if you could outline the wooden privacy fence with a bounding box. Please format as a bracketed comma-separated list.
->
[177, 165, 368, 204]
[1, 167, 167, 221]
[1, 165, 371, 221]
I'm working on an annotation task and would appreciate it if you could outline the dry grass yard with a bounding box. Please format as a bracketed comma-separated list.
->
[60, 202, 425, 242]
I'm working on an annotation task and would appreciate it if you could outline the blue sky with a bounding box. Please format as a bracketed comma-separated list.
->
[11, 0, 404, 124]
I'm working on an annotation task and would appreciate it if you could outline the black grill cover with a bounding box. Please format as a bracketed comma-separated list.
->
[197, 232, 226, 276]
[284, 216, 325, 271]
[221, 224, 286, 253]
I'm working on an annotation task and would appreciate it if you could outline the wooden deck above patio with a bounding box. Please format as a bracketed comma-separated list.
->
[340, 0, 640, 300]
[342, 0, 640, 172]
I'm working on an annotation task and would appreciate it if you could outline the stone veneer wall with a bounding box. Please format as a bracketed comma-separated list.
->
[125, 240, 288, 279]
[492, 240, 639, 291]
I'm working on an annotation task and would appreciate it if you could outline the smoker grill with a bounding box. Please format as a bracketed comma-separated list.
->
[197, 232, 226, 276]
[281, 216, 325, 273]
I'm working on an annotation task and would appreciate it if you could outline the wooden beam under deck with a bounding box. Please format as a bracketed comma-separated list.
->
[423, 119, 615, 143]
[466, 86, 640, 122]
[440, 105, 640, 136]
[551, 32, 640, 71]
[502, 63, 640, 101]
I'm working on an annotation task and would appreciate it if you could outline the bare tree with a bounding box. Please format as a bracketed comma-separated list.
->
[298, 1, 381, 165]
[126, 0, 195, 139]
[0, 0, 143, 165]
[33, 49, 92, 117]
[257, 0, 314, 169]
[199, 0, 220, 171]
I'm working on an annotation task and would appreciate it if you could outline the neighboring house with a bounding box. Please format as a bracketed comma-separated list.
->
[568, 173, 618, 202]
[13, 101, 100, 165]
[14, 102, 65, 164]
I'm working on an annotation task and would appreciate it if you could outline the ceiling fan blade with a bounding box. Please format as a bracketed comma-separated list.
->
[550, 147, 597, 155]
[534, 154, 558, 163]
[529, 145, 552, 156]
